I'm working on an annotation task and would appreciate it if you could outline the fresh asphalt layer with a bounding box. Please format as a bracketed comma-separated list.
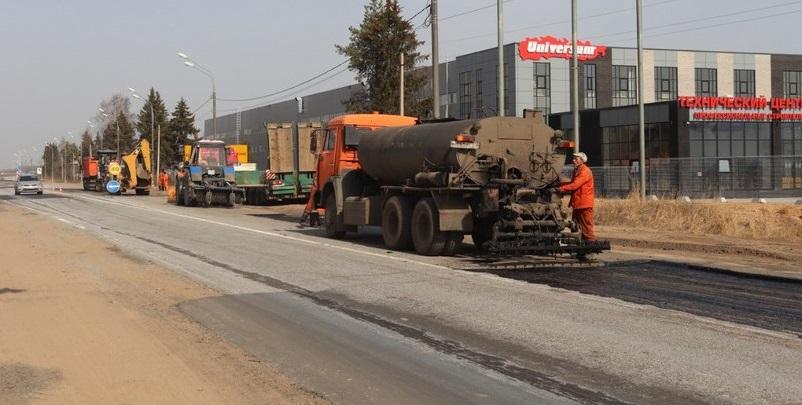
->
[4, 187, 802, 404]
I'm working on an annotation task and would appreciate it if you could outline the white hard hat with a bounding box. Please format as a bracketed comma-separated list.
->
[573, 152, 588, 163]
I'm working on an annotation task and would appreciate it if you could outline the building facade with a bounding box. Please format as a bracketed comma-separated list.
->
[205, 37, 802, 194]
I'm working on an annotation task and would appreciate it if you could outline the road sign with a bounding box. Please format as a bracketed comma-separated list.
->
[36, 167, 42, 175]
[108, 161, 122, 176]
[106, 180, 121, 194]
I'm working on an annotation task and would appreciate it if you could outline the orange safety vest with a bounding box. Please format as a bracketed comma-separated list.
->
[559, 163, 595, 209]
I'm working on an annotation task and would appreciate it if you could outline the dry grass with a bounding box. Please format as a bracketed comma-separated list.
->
[596, 198, 802, 242]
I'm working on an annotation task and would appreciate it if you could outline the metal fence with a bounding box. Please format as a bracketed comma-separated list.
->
[590, 155, 802, 199]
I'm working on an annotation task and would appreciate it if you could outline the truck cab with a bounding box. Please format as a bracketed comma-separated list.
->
[304, 113, 417, 228]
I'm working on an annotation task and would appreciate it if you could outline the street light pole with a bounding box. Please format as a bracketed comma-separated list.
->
[178, 53, 217, 137]
[99, 108, 119, 157]
[497, 0, 505, 117]
[50, 138, 56, 189]
[636, 0, 646, 199]
[130, 90, 158, 188]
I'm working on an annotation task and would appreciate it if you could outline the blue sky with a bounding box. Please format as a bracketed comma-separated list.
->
[4, 0, 802, 168]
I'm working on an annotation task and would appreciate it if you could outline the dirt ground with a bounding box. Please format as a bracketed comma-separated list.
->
[0, 202, 327, 405]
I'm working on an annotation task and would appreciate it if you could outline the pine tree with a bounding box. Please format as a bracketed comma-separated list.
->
[336, 0, 429, 116]
[96, 93, 135, 151]
[102, 111, 136, 154]
[135, 88, 169, 144]
[166, 98, 200, 165]
[80, 130, 94, 157]
[41, 142, 59, 181]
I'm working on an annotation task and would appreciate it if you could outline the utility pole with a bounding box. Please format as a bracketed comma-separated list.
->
[431, 0, 440, 118]
[572, 0, 580, 153]
[497, 0, 505, 117]
[156, 124, 161, 177]
[445, 55, 451, 118]
[62, 139, 66, 183]
[636, 0, 646, 199]
[50, 142, 55, 190]
[212, 83, 217, 138]
[116, 119, 121, 159]
[400, 52, 405, 116]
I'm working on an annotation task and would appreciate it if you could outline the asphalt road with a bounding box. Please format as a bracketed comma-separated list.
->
[4, 186, 802, 404]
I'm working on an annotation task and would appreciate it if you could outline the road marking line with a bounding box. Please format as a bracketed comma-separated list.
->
[60, 192, 452, 271]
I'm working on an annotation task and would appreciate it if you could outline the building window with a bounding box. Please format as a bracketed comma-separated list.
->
[475, 68, 484, 116]
[601, 123, 671, 167]
[533, 62, 550, 116]
[689, 121, 771, 158]
[781, 123, 802, 189]
[695, 68, 717, 97]
[654, 66, 677, 101]
[612, 65, 637, 107]
[783, 71, 802, 97]
[584, 64, 596, 109]
[459, 71, 473, 119]
[734, 69, 755, 97]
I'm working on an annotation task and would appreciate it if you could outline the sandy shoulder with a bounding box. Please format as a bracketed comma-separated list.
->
[0, 201, 326, 405]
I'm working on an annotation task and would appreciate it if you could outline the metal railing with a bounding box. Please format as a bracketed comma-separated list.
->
[590, 155, 802, 199]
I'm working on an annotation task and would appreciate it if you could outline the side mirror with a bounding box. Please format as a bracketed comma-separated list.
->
[310, 129, 320, 154]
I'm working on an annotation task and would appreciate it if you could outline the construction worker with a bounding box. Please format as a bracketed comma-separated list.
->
[159, 170, 168, 191]
[556, 152, 596, 241]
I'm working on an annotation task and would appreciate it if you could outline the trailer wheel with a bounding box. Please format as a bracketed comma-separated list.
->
[324, 193, 345, 239]
[382, 196, 413, 250]
[411, 198, 448, 256]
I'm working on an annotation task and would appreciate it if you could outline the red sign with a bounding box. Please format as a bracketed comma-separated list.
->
[518, 36, 607, 61]
[680, 96, 802, 121]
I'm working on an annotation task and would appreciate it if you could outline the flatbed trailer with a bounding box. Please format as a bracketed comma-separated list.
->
[236, 122, 319, 205]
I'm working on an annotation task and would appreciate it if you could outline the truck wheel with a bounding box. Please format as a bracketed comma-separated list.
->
[203, 191, 213, 207]
[324, 193, 345, 238]
[183, 187, 194, 207]
[227, 192, 236, 207]
[411, 198, 448, 256]
[382, 196, 413, 250]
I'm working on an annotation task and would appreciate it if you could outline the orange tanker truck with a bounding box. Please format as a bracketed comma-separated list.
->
[302, 113, 609, 257]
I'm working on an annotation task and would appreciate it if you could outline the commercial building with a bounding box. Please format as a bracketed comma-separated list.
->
[207, 36, 802, 195]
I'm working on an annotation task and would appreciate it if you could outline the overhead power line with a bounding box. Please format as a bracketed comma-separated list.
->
[439, 0, 515, 22]
[441, 0, 681, 44]
[594, 0, 802, 41]
[217, 61, 349, 102]
[606, 8, 802, 46]
[217, 2, 433, 105]
[192, 96, 212, 114]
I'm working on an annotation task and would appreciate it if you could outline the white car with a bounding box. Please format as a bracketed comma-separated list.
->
[15, 174, 43, 195]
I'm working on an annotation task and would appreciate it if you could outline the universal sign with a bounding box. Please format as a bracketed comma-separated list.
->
[518, 36, 607, 61]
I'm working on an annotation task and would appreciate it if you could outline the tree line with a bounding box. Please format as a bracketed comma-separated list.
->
[40, 0, 432, 181]
[41, 90, 200, 179]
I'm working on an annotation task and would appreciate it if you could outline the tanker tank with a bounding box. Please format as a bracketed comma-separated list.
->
[358, 116, 565, 189]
